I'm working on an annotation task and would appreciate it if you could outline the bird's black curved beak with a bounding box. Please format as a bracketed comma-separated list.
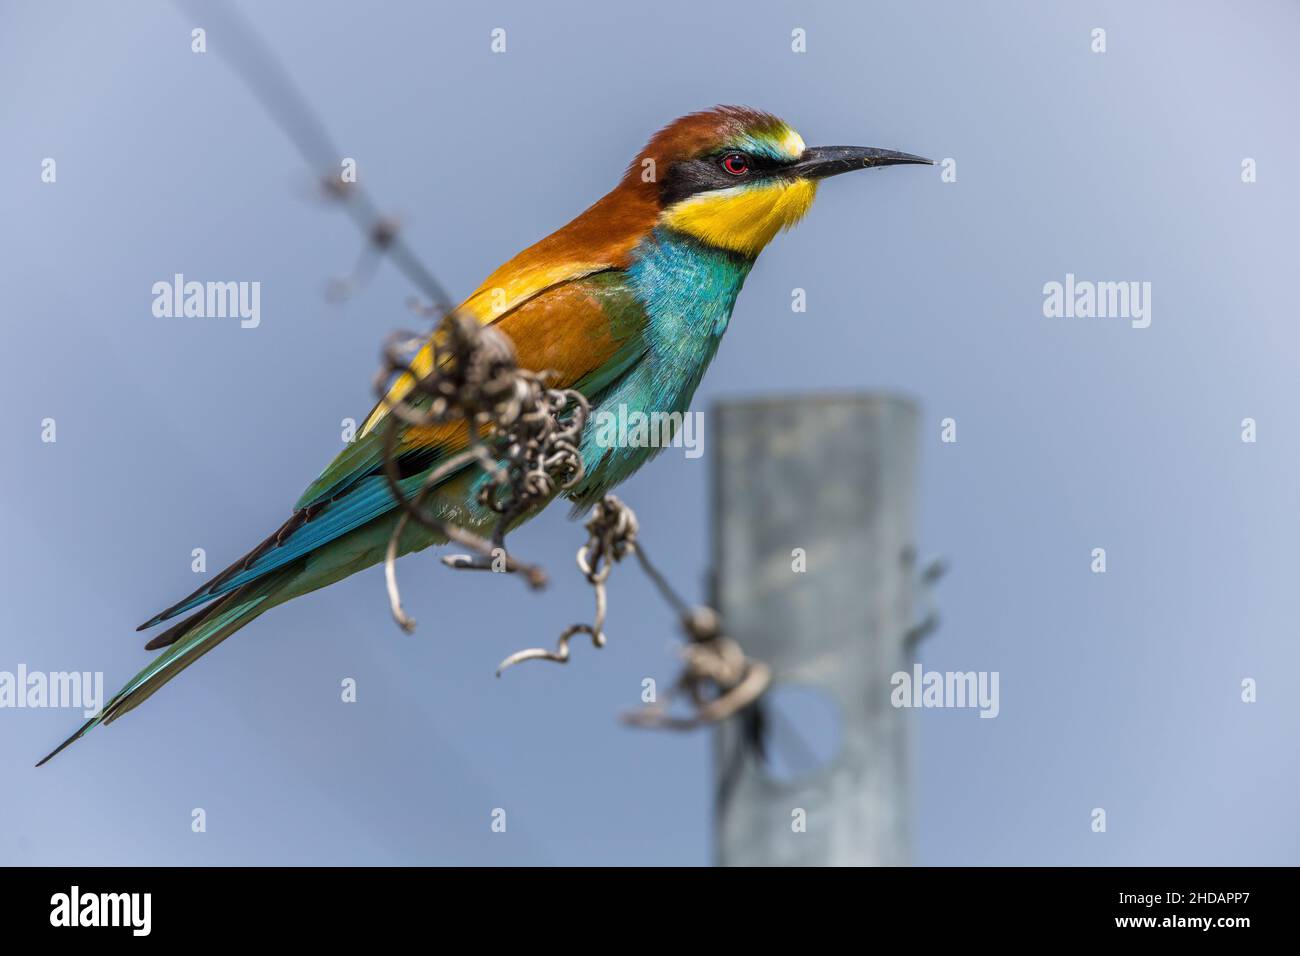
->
[790, 146, 933, 180]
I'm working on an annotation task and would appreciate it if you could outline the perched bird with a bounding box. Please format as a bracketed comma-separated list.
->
[38, 106, 929, 764]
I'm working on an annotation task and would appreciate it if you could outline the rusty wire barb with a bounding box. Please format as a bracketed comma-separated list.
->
[619, 606, 771, 731]
[171, 0, 455, 315]
[495, 495, 638, 674]
[374, 312, 589, 632]
[497, 496, 771, 730]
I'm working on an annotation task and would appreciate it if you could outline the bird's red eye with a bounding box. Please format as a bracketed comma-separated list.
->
[721, 153, 749, 176]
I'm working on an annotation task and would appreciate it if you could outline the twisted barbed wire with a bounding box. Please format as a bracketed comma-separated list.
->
[373, 312, 589, 631]
[171, 0, 453, 312]
[496, 495, 770, 729]
[495, 495, 637, 673]
[619, 605, 771, 731]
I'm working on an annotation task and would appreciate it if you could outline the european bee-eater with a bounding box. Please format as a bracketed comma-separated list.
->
[39, 106, 929, 764]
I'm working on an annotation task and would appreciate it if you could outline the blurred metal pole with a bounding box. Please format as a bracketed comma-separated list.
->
[712, 394, 921, 866]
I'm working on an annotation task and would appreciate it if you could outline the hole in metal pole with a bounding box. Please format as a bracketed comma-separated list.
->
[757, 683, 843, 785]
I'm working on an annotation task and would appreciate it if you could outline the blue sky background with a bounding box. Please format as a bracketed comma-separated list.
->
[2, 0, 1297, 865]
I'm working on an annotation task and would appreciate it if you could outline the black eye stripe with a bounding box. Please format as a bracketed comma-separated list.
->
[659, 151, 792, 205]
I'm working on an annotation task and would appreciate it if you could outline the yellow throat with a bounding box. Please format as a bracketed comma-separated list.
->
[660, 178, 820, 258]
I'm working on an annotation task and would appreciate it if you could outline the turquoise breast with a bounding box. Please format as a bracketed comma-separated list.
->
[567, 227, 754, 509]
